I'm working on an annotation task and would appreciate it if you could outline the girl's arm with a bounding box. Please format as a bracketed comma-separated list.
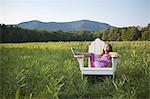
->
[95, 52, 103, 58]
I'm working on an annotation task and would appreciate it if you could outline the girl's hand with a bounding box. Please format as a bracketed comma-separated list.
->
[95, 52, 102, 58]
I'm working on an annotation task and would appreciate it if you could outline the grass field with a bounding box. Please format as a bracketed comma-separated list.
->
[0, 41, 150, 99]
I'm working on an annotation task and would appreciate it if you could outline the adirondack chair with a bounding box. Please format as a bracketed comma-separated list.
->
[71, 38, 119, 79]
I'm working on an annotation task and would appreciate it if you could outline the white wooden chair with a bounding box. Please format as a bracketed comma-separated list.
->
[71, 38, 119, 79]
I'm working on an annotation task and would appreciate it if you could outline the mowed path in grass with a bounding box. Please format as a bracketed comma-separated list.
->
[0, 41, 149, 99]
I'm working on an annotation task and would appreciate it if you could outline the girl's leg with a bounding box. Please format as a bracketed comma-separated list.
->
[89, 53, 95, 67]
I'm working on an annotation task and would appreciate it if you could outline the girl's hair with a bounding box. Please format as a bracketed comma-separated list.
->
[102, 43, 113, 54]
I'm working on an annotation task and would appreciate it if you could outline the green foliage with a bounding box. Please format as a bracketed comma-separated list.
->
[15, 89, 20, 99]
[0, 24, 149, 43]
[45, 76, 65, 99]
[0, 41, 150, 98]
[141, 24, 150, 40]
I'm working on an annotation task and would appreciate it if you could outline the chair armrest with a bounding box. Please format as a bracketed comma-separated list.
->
[109, 52, 120, 58]
[74, 55, 84, 58]
[71, 47, 84, 58]
[71, 48, 84, 70]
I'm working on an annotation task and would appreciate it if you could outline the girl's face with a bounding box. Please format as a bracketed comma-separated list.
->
[103, 44, 110, 52]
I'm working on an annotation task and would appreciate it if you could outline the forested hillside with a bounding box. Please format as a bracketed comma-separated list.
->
[18, 20, 111, 31]
[0, 24, 149, 43]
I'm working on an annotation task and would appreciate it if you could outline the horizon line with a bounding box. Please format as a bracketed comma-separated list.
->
[0, 19, 149, 28]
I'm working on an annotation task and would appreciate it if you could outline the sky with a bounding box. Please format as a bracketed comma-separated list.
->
[0, 0, 149, 27]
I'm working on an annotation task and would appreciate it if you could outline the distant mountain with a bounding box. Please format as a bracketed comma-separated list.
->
[18, 20, 111, 31]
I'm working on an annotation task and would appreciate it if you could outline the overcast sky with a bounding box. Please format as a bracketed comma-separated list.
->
[0, 0, 149, 27]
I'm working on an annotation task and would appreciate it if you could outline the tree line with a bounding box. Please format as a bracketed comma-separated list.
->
[0, 24, 149, 43]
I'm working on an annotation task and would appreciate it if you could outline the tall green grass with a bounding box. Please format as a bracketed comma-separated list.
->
[0, 41, 149, 98]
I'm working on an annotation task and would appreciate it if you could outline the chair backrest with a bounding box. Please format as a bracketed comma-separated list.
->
[88, 38, 105, 67]
[88, 38, 105, 54]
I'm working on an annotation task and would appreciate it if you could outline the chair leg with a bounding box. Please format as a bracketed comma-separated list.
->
[81, 74, 83, 80]
[113, 74, 115, 80]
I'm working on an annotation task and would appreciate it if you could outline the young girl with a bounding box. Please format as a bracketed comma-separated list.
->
[73, 44, 114, 68]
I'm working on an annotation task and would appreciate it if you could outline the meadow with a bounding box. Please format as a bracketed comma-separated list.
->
[0, 41, 149, 99]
